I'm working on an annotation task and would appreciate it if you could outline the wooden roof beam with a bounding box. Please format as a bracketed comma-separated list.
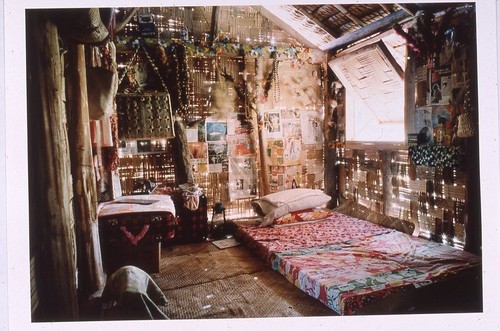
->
[322, 9, 411, 52]
[396, 3, 417, 17]
[379, 4, 393, 15]
[293, 5, 342, 38]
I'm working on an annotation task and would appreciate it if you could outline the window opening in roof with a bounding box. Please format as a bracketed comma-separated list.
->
[329, 38, 406, 143]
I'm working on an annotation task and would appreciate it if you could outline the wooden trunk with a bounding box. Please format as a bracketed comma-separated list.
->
[66, 41, 106, 296]
[28, 14, 79, 320]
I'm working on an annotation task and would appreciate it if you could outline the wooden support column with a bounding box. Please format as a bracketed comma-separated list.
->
[323, 57, 338, 208]
[28, 13, 79, 320]
[381, 151, 393, 216]
[172, 116, 194, 185]
[66, 40, 106, 299]
[405, 47, 416, 142]
[257, 117, 271, 196]
[209, 6, 219, 47]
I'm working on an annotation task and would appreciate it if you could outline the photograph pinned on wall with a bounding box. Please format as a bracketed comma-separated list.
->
[208, 142, 227, 173]
[227, 134, 255, 156]
[283, 137, 302, 166]
[263, 110, 282, 138]
[206, 121, 227, 142]
[191, 159, 207, 173]
[188, 142, 208, 159]
[300, 110, 323, 145]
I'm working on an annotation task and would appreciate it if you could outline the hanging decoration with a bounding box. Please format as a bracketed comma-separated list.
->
[115, 36, 314, 65]
[393, 7, 456, 59]
[456, 80, 477, 138]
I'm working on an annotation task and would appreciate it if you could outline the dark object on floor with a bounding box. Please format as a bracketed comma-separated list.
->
[171, 191, 208, 243]
[101, 265, 169, 320]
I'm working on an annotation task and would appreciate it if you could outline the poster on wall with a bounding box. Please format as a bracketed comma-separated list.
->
[283, 137, 302, 166]
[300, 110, 323, 145]
[188, 142, 208, 173]
[269, 166, 285, 192]
[430, 66, 452, 105]
[208, 142, 227, 173]
[284, 165, 302, 190]
[415, 106, 433, 144]
[228, 156, 257, 200]
[267, 139, 284, 165]
[206, 121, 227, 142]
[186, 128, 199, 142]
[281, 108, 302, 138]
[263, 110, 282, 139]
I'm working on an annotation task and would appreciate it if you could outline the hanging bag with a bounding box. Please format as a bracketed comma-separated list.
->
[116, 43, 175, 139]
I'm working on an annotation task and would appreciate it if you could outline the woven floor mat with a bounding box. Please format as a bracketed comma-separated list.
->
[152, 244, 266, 290]
[162, 241, 220, 257]
[159, 270, 336, 319]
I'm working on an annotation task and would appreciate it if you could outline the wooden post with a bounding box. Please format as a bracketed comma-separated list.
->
[323, 58, 338, 209]
[66, 40, 106, 298]
[257, 114, 271, 196]
[28, 14, 79, 320]
[172, 116, 194, 185]
[381, 151, 393, 216]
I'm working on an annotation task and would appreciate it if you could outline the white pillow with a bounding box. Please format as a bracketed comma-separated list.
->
[257, 189, 331, 227]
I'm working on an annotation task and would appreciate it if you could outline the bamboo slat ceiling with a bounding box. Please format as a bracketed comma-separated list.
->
[260, 3, 416, 51]
[115, 3, 464, 53]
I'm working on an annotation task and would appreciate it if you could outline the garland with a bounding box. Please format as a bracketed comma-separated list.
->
[115, 36, 314, 65]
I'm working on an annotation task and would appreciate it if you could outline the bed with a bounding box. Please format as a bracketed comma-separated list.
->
[234, 189, 481, 315]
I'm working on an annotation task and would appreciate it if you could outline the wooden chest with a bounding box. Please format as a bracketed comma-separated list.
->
[98, 194, 176, 274]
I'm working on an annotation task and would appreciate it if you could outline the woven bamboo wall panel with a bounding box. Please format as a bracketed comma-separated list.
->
[340, 147, 468, 248]
[118, 150, 177, 194]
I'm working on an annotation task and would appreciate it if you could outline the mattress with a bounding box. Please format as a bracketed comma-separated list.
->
[234, 211, 481, 315]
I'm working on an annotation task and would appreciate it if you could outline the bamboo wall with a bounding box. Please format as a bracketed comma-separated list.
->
[340, 148, 468, 248]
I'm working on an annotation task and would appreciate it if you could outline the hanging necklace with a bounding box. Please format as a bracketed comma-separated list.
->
[273, 58, 280, 103]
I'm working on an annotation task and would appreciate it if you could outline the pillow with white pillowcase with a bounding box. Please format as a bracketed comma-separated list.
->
[252, 188, 331, 227]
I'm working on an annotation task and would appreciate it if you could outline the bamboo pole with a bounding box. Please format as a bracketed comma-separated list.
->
[66, 40, 106, 298]
[30, 14, 79, 320]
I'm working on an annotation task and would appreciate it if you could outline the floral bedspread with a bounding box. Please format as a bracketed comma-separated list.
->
[235, 213, 481, 315]
[235, 212, 391, 265]
[272, 230, 480, 314]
